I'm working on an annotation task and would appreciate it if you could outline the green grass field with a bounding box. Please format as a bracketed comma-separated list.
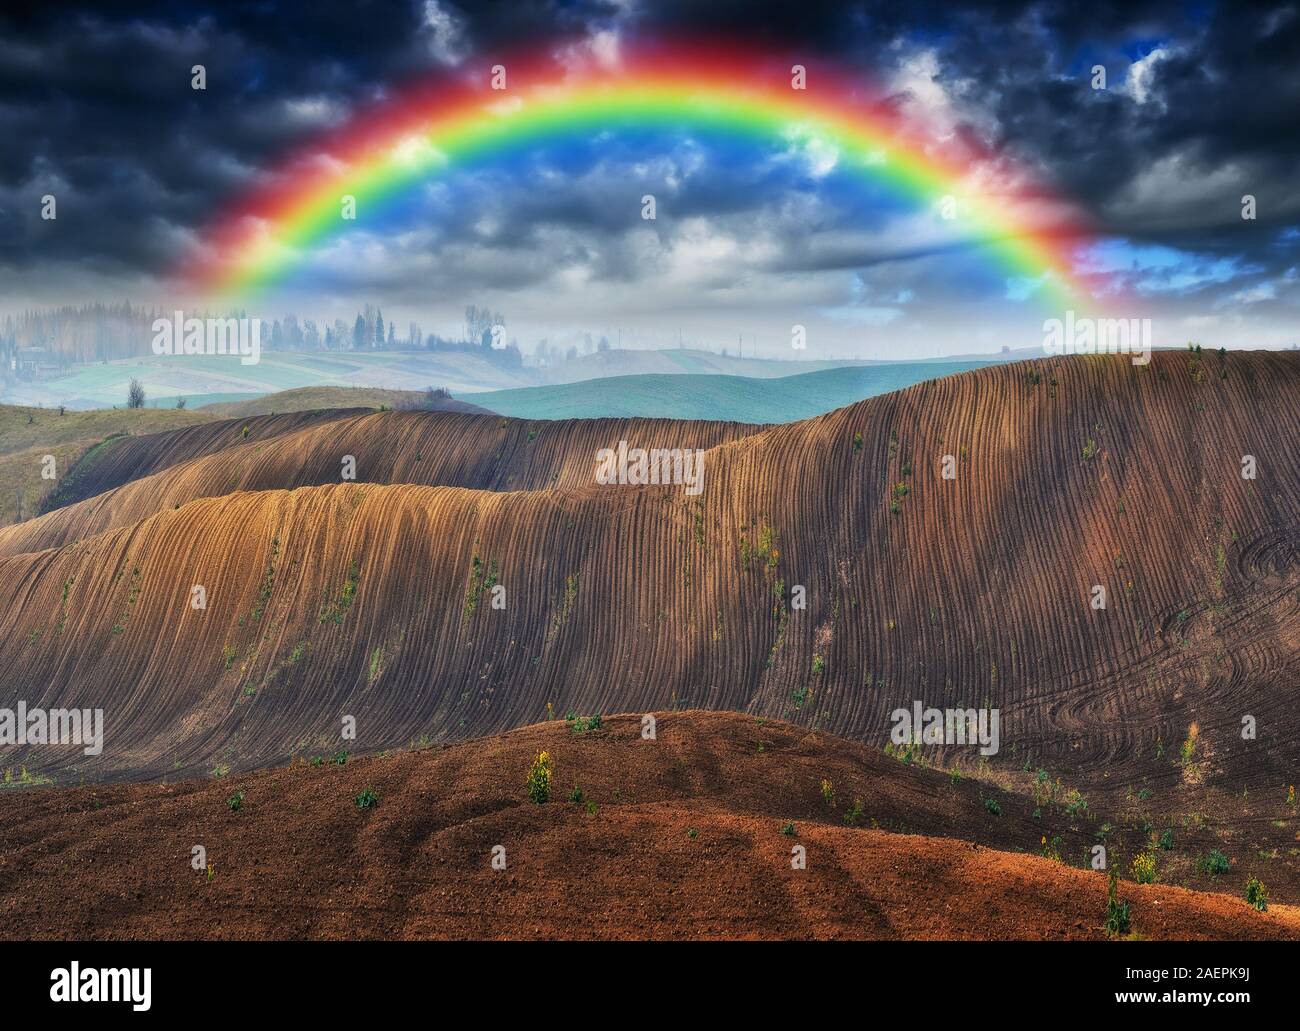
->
[3, 347, 988, 413]
[471, 362, 993, 422]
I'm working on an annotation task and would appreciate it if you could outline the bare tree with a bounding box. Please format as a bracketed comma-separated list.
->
[127, 378, 145, 409]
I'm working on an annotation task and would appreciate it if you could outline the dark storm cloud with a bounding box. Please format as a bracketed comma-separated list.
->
[0, 0, 1297, 305]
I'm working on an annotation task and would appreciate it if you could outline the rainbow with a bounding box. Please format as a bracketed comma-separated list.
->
[184, 40, 1099, 307]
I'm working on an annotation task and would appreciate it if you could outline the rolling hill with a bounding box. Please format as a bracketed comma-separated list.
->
[0, 412, 763, 555]
[2, 345, 967, 410]
[0, 351, 1292, 795]
[195, 385, 494, 419]
[5, 347, 880, 411]
[0, 404, 215, 526]
[472, 362, 992, 421]
[1, 712, 1294, 940]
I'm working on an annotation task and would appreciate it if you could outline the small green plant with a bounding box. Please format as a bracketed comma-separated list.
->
[567, 713, 603, 733]
[462, 552, 500, 619]
[811, 654, 826, 676]
[547, 572, 580, 637]
[526, 750, 553, 804]
[1244, 876, 1268, 912]
[319, 559, 361, 625]
[687, 827, 698, 839]
[1082, 438, 1098, 460]
[1, 766, 53, 788]
[355, 788, 379, 810]
[226, 790, 245, 812]
[780, 821, 797, 836]
[334, 750, 349, 765]
[1157, 829, 1174, 851]
[820, 778, 834, 806]
[568, 785, 584, 804]
[852, 431, 862, 453]
[1105, 869, 1131, 937]
[984, 797, 1002, 816]
[1063, 789, 1089, 818]
[843, 798, 863, 826]
[1199, 849, 1230, 876]
[887, 739, 922, 766]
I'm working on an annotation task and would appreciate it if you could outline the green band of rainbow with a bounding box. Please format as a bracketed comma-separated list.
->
[188, 47, 1097, 309]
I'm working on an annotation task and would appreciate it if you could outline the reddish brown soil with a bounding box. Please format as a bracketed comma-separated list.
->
[0, 354, 1296, 936]
[0, 713, 1292, 940]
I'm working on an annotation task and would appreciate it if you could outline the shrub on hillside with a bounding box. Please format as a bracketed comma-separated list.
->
[527, 750, 552, 804]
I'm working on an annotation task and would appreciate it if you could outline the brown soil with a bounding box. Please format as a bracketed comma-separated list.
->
[1, 712, 1293, 940]
[0, 353, 1296, 933]
[34, 407, 366, 514]
[0, 409, 763, 555]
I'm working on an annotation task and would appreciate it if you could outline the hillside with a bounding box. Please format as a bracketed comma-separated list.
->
[473, 363, 991, 422]
[0, 352, 1296, 912]
[538, 347, 881, 384]
[0, 404, 214, 526]
[1, 713, 1294, 940]
[35, 408, 368, 514]
[197, 386, 493, 419]
[0, 412, 764, 555]
[6, 347, 879, 411]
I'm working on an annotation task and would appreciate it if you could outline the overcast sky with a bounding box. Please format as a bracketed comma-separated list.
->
[1, 1, 1298, 358]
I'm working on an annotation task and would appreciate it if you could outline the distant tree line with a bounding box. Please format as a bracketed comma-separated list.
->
[1, 301, 645, 383]
[0, 301, 534, 372]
